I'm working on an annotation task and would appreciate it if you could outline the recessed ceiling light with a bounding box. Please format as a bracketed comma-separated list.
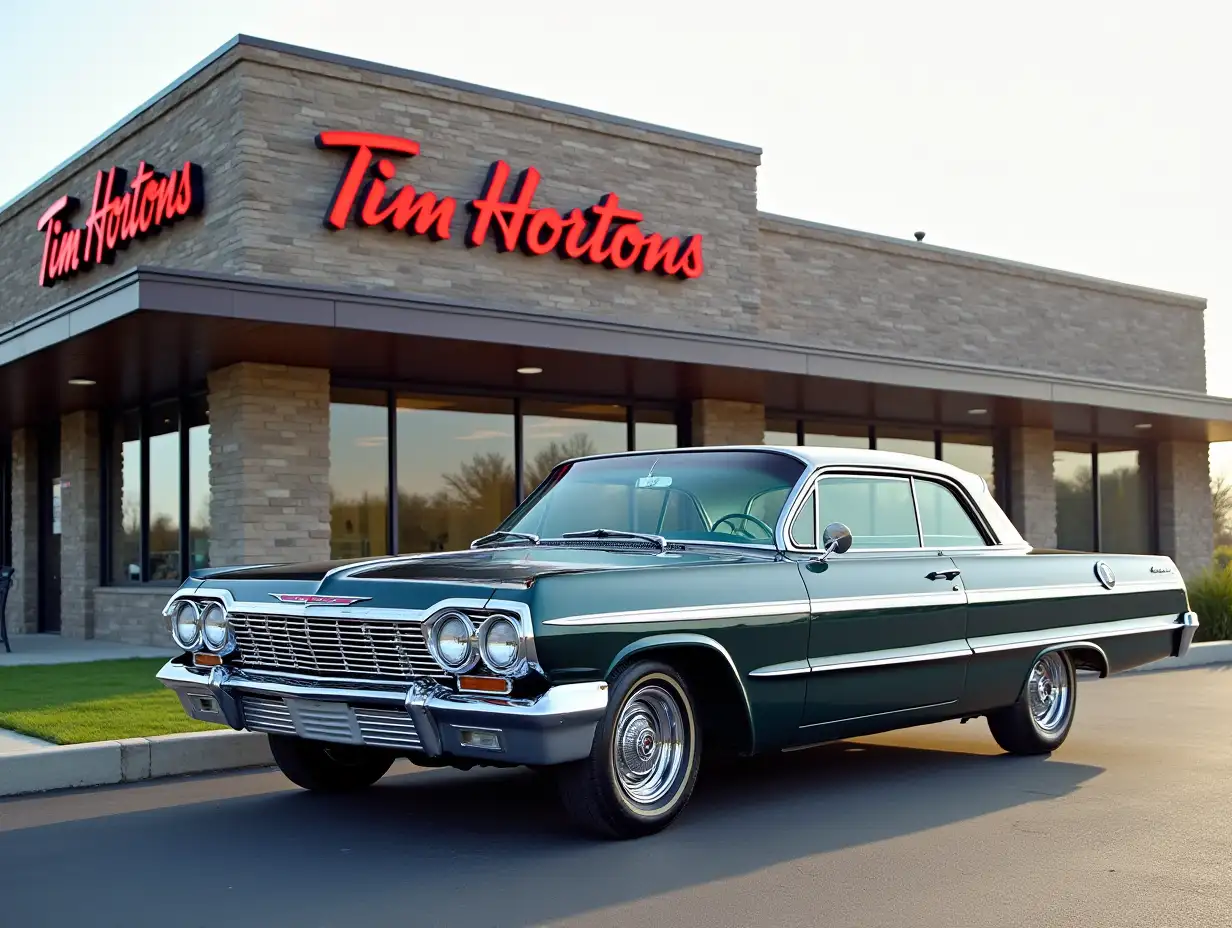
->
[967, 407, 988, 415]
[67, 378, 96, 386]
[516, 366, 543, 375]
[1134, 422, 1153, 430]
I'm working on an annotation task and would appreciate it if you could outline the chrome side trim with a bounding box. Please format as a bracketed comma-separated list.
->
[750, 639, 972, 678]
[966, 579, 1184, 605]
[968, 614, 1184, 654]
[808, 590, 966, 615]
[792, 699, 958, 734]
[543, 599, 811, 627]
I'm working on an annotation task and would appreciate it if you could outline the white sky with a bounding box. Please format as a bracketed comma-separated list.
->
[4, 0, 1230, 476]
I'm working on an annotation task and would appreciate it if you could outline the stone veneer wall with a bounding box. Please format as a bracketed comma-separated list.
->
[1004, 427, 1057, 548]
[60, 411, 100, 639]
[1157, 441, 1214, 579]
[207, 362, 331, 565]
[93, 588, 175, 646]
[691, 400, 766, 446]
[8, 429, 38, 634]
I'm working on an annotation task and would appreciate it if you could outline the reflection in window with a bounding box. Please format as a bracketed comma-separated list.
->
[764, 418, 799, 447]
[396, 395, 516, 553]
[790, 490, 817, 547]
[818, 475, 919, 549]
[1099, 448, 1149, 553]
[876, 429, 936, 459]
[186, 396, 211, 571]
[148, 402, 181, 582]
[109, 411, 142, 583]
[330, 391, 389, 559]
[805, 423, 870, 449]
[942, 433, 995, 497]
[521, 402, 627, 496]
[914, 479, 985, 547]
[634, 409, 677, 451]
[1055, 444, 1095, 551]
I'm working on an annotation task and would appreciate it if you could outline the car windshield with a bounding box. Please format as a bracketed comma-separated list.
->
[498, 450, 807, 546]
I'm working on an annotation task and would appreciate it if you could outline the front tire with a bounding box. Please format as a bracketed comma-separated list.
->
[987, 650, 1077, 755]
[268, 735, 394, 792]
[555, 661, 701, 839]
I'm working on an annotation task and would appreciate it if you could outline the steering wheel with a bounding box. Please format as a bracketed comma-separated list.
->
[711, 512, 775, 541]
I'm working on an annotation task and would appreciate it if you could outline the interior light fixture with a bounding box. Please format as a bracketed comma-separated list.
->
[516, 366, 543, 375]
[67, 378, 96, 386]
[1134, 422, 1153, 430]
[967, 407, 988, 415]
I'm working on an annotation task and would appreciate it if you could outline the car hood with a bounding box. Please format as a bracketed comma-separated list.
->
[188, 545, 774, 612]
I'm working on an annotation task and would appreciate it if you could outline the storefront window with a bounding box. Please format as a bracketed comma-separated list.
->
[186, 396, 211, 571]
[805, 422, 870, 449]
[1098, 447, 1150, 554]
[942, 433, 995, 497]
[876, 427, 937, 458]
[634, 409, 677, 451]
[1055, 442, 1096, 551]
[395, 395, 516, 553]
[330, 390, 389, 560]
[521, 402, 627, 496]
[764, 418, 799, 446]
[148, 402, 181, 582]
[109, 411, 142, 583]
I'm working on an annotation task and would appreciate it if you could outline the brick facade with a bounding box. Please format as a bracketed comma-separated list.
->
[207, 362, 331, 565]
[691, 400, 766, 446]
[1157, 441, 1214, 579]
[94, 588, 175, 646]
[8, 429, 37, 634]
[1004, 427, 1058, 548]
[60, 411, 100, 638]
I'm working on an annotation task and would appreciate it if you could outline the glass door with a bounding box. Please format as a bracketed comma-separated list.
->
[37, 423, 61, 633]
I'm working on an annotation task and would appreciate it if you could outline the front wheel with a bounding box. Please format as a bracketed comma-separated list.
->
[268, 735, 394, 792]
[555, 661, 701, 839]
[986, 650, 1077, 755]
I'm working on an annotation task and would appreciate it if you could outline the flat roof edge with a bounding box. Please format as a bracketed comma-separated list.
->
[759, 212, 1207, 311]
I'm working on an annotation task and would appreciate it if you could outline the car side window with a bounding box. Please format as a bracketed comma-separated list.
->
[914, 479, 987, 547]
[817, 475, 919, 549]
[789, 488, 817, 548]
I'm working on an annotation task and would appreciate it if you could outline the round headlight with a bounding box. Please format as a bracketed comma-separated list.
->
[431, 612, 475, 671]
[480, 616, 522, 672]
[201, 602, 230, 651]
[172, 600, 202, 650]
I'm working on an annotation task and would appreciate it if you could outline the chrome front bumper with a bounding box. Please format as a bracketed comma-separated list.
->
[157, 661, 608, 766]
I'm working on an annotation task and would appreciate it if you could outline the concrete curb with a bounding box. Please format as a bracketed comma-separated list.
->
[1125, 640, 1232, 674]
[0, 730, 273, 799]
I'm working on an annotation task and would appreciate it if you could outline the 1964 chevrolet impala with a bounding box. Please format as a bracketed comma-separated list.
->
[158, 447, 1198, 838]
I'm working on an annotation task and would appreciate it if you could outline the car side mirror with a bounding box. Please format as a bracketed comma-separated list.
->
[815, 522, 853, 562]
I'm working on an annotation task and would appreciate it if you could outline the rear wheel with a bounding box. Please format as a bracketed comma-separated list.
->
[987, 650, 1077, 755]
[268, 735, 394, 792]
[555, 661, 701, 839]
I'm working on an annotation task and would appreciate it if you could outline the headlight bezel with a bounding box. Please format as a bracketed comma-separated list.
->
[172, 600, 203, 651]
[426, 610, 479, 674]
[200, 601, 231, 653]
[477, 614, 526, 676]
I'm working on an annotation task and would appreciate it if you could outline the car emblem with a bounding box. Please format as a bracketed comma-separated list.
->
[270, 594, 372, 605]
[1094, 561, 1116, 590]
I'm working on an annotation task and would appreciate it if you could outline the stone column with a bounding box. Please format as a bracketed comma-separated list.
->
[1002, 426, 1057, 548]
[60, 411, 100, 639]
[1157, 440, 1213, 578]
[8, 430, 38, 634]
[690, 400, 765, 446]
[207, 363, 331, 566]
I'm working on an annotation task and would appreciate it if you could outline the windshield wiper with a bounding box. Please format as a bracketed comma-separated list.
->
[470, 531, 540, 549]
[560, 528, 668, 552]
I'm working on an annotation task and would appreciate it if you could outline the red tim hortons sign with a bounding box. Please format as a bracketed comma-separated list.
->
[316, 130, 704, 279]
[36, 160, 204, 288]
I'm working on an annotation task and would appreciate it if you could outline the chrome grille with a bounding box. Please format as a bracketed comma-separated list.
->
[241, 696, 422, 750]
[229, 612, 446, 681]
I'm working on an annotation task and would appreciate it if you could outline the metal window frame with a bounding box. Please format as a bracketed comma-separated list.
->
[0, 430, 10, 568]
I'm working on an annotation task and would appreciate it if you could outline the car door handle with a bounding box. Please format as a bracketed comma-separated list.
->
[927, 569, 961, 581]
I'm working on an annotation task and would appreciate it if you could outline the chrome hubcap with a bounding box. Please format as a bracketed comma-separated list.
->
[1028, 652, 1071, 733]
[613, 683, 686, 805]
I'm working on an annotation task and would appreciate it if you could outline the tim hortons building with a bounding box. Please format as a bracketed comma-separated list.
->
[1, 36, 1229, 644]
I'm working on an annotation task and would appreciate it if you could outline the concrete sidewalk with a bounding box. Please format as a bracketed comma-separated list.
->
[0, 634, 176, 667]
[0, 729, 54, 755]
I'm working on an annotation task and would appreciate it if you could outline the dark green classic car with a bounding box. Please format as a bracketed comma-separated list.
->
[158, 447, 1198, 838]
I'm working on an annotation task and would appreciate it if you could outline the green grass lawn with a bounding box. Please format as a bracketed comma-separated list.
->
[0, 658, 225, 745]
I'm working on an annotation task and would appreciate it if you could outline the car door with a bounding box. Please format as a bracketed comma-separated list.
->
[790, 471, 970, 730]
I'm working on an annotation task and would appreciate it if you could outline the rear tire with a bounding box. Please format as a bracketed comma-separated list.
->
[987, 650, 1077, 755]
[555, 660, 701, 839]
[268, 735, 394, 792]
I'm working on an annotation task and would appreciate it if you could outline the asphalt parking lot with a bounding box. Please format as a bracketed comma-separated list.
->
[1, 667, 1227, 928]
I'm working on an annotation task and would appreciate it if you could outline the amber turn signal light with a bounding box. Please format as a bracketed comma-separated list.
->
[458, 675, 512, 695]
[193, 653, 223, 667]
